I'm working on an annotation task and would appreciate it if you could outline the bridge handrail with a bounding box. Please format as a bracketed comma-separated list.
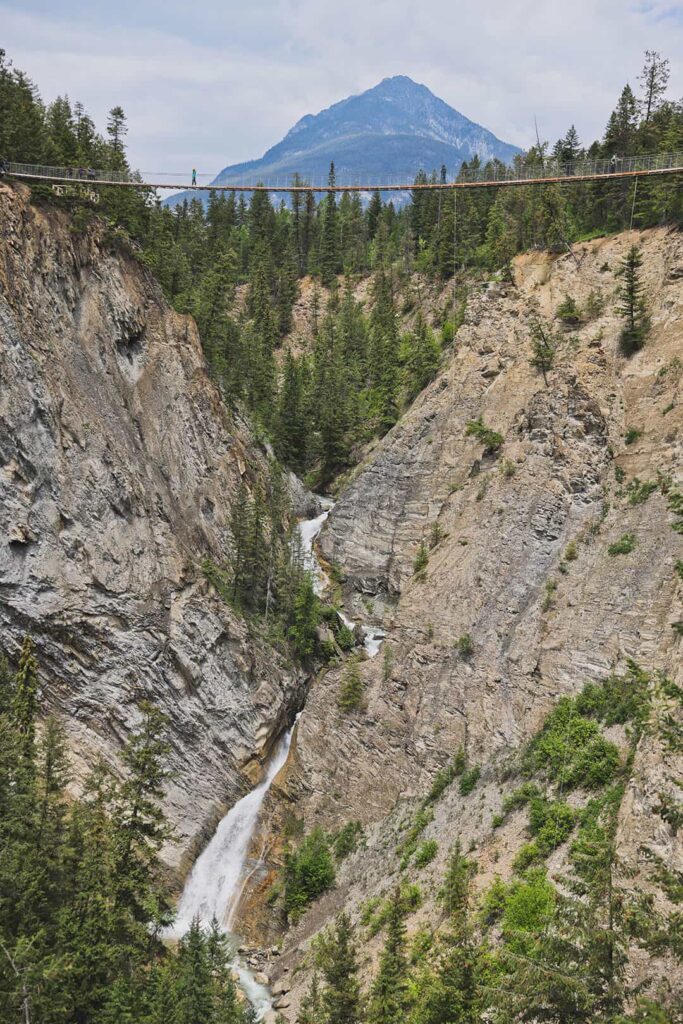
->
[3, 150, 683, 191]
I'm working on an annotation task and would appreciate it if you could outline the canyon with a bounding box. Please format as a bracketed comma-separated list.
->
[1, 180, 681, 1019]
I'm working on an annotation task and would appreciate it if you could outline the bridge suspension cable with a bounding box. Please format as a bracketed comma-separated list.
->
[3, 151, 683, 193]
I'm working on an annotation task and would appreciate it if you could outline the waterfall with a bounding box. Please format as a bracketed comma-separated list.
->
[170, 719, 298, 938]
[298, 496, 334, 595]
[168, 496, 384, 1019]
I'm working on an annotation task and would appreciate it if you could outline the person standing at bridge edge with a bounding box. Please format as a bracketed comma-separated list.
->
[192, 168, 197, 185]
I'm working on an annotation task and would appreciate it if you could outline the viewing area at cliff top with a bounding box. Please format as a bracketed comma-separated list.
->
[5, 150, 683, 193]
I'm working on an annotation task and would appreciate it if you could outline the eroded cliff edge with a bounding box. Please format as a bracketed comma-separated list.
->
[0, 183, 307, 871]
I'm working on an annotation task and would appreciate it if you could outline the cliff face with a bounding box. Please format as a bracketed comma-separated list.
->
[0, 183, 307, 871]
[269, 229, 683, 1014]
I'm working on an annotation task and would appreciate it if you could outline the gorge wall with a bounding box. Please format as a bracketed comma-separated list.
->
[0, 182, 309, 872]
[263, 228, 683, 1016]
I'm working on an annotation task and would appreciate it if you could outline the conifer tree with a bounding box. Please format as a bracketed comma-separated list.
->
[402, 311, 441, 402]
[288, 575, 320, 660]
[367, 887, 411, 1024]
[529, 319, 556, 385]
[12, 636, 39, 760]
[106, 105, 128, 159]
[297, 971, 323, 1024]
[617, 245, 649, 355]
[338, 658, 364, 713]
[320, 163, 340, 286]
[320, 913, 363, 1024]
[638, 51, 670, 124]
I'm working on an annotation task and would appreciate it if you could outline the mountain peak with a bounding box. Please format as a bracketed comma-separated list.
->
[168, 76, 521, 205]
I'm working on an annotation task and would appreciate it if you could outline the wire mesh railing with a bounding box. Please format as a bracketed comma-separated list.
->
[3, 150, 683, 192]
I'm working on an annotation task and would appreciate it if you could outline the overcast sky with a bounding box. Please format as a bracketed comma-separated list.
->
[2, 0, 682, 178]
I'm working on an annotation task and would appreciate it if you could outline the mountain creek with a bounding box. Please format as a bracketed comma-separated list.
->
[0, 179, 681, 1021]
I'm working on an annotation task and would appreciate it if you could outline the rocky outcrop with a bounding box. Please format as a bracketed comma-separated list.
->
[269, 229, 682, 1014]
[0, 183, 306, 871]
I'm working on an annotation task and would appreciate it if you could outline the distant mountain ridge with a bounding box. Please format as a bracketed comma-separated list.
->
[167, 76, 521, 204]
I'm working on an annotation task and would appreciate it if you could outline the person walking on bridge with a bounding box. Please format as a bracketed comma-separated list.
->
[191, 168, 197, 186]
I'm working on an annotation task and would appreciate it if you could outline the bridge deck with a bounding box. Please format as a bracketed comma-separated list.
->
[4, 153, 683, 193]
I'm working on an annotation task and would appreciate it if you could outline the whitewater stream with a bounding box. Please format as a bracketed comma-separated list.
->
[169, 496, 384, 1019]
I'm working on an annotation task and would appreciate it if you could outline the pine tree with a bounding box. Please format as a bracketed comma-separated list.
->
[367, 887, 411, 1024]
[402, 311, 441, 402]
[12, 636, 39, 760]
[638, 51, 670, 124]
[410, 843, 482, 1024]
[106, 105, 127, 157]
[617, 245, 649, 355]
[529, 319, 556, 385]
[297, 971, 323, 1024]
[338, 658, 364, 713]
[320, 163, 340, 286]
[288, 575, 320, 660]
[320, 913, 363, 1024]
[111, 702, 172, 938]
[175, 918, 215, 1024]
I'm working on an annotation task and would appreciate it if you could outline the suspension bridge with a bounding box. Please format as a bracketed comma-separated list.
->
[3, 151, 683, 193]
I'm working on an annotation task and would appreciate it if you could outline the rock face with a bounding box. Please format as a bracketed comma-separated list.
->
[271, 229, 683, 1015]
[0, 183, 306, 870]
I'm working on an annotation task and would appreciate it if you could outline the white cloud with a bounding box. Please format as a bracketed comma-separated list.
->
[1, 0, 681, 176]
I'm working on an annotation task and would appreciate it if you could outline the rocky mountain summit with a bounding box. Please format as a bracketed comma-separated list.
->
[0, 182, 310, 872]
[168, 75, 520, 205]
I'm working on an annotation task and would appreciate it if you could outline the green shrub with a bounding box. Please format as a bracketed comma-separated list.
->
[283, 827, 335, 921]
[675, 560, 683, 581]
[338, 659, 364, 713]
[409, 928, 433, 964]
[465, 417, 504, 453]
[627, 478, 658, 506]
[413, 541, 429, 579]
[502, 783, 542, 818]
[556, 294, 581, 324]
[501, 869, 555, 938]
[364, 883, 423, 935]
[480, 875, 509, 924]
[624, 427, 642, 445]
[502, 459, 517, 478]
[528, 797, 576, 853]
[397, 806, 434, 865]
[542, 579, 557, 612]
[583, 289, 604, 320]
[654, 793, 683, 835]
[424, 749, 466, 805]
[459, 765, 481, 796]
[523, 695, 622, 790]
[332, 820, 364, 861]
[564, 540, 578, 562]
[334, 623, 356, 651]
[513, 841, 541, 871]
[429, 522, 445, 549]
[414, 839, 439, 868]
[456, 633, 474, 658]
[608, 533, 636, 555]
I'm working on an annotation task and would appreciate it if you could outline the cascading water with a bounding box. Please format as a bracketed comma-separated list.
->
[169, 496, 384, 1019]
[298, 496, 334, 595]
[170, 720, 298, 938]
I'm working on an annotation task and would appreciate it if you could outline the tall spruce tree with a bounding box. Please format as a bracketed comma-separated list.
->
[367, 887, 411, 1024]
[320, 913, 363, 1024]
[617, 245, 649, 355]
[320, 163, 340, 286]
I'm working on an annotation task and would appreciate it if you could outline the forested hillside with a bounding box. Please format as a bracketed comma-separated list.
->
[1, 46, 681, 490]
